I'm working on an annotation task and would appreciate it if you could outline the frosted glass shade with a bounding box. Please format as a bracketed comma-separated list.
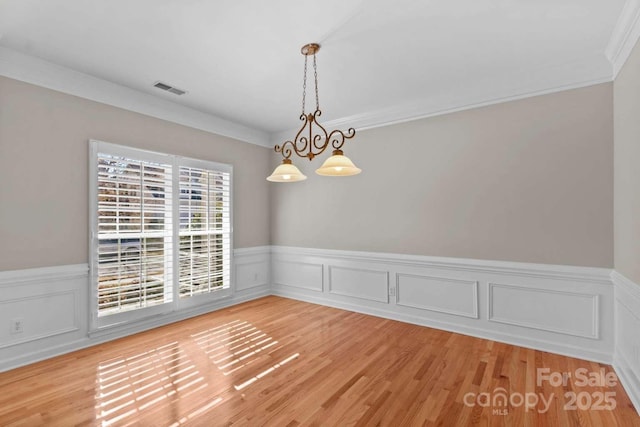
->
[266, 160, 307, 182]
[315, 150, 362, 176]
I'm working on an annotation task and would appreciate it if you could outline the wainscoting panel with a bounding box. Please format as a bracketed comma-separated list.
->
[236, 261, 269, 291]
[272, 259, 323, 292]
[0, 290, 78, 349]
[0, 247, 272, 372]
[271, 246, 614, 363]
[488, 283, 599, 339]
[328, 266, 389, 303]
[397, 274, 478, 318]
[612, 271, 640, 414]
[235, 246, 271, 292]
[0, 264, 89, 371]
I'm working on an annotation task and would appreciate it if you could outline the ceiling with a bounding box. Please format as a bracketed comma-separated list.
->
[0, 0, 631, 145]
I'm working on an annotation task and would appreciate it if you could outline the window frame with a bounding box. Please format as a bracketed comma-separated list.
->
[89, 140, 234, 331]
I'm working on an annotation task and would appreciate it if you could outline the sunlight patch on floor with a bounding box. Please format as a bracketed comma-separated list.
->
[95, 341, 205, 426]
[192, 319, 299, 392]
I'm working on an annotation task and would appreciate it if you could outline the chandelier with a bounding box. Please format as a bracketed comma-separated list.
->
[267, 43, 361, 182]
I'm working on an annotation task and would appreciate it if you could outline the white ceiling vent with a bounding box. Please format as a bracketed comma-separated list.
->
[153, 81, 187, 96]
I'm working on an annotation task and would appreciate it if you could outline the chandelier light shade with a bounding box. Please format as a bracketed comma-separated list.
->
[266, 159, 307, 182]
[315, 150, 362, 176]
[267, 43, 361, 182]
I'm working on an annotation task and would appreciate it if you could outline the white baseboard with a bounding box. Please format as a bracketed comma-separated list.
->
[611, 271, 640, 414]
[271, 246, 615, 364]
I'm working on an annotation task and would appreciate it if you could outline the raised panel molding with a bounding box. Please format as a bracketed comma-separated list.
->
[0, 290, 79, 349]
[0, 264, 89, 372]
[235, 247, 271, 292]
[328, 266, 389, 303]
[488, 283, 599, 339]
[0, 265, 87, 352]
[272, 260, 323, 292]
[235, 261, 269, 291]
[396, 274, 478, 319]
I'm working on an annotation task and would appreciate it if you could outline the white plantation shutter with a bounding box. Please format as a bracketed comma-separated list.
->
[96, 153, 174, 316]
[179, 165, 231, 297]
[90, 141, 233, 327]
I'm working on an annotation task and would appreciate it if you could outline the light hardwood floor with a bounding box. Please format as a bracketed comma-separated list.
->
[0, 296, 638, 426]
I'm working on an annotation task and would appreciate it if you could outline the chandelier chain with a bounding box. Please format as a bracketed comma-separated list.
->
[313, 54, 319, 111]
[301, 55, 308, 115]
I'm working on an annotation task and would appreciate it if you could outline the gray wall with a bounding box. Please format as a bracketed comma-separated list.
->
[0, 75, 617, 271]
[614, 39, 640, 284]
[271, 83, 614, 267]
[0, 76, 272, 271]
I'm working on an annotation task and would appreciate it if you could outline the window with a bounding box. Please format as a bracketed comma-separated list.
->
[90, 141, 232, 329]
[178, 164, 231, 298]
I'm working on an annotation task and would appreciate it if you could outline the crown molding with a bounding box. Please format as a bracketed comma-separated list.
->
[0, 45, 616, 151]
[269, 76, 612, 146]
[0, 47, 271, 148]
[607, 0, 640, 78]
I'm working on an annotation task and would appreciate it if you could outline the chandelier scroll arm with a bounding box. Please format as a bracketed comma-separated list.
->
[328, 127, 356, 151]
[311, 110, 330, 154]
[276, 113, 312, 161]
[274, 141, 293, 160]
[293, 113, 311, 157]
